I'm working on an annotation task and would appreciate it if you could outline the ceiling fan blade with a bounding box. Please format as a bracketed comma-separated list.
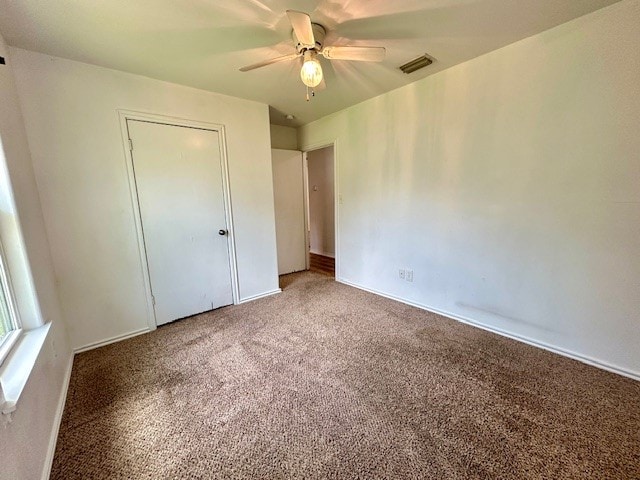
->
[239, 53, 300, 72]
[321, 46, 386, 62]
[287, 10, 315, 47]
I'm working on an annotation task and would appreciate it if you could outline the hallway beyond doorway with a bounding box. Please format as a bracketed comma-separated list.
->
[309, 253, 335, 276]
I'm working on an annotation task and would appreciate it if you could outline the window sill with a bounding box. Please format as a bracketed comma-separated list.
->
[0, 322, 51, 425]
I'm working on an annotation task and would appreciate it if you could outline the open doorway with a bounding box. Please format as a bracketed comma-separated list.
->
[305, 145, 335, 277]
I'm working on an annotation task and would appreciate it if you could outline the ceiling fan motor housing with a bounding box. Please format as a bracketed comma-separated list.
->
[293, 23, 326, 53]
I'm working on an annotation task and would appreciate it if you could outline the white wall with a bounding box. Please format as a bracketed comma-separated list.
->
[270, 124, 298, 150]
[307, 146, 335, 258]
[0, 34, 72, 479]
[11, 48, 279, 350]
[300, 0, 640, 378]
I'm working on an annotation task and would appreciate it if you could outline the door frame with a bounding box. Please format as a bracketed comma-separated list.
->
[301, 139, 339, 279]
[118, 109, 240, 331]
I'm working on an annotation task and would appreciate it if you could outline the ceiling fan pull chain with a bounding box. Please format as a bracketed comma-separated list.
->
[306, 85, 310, 102]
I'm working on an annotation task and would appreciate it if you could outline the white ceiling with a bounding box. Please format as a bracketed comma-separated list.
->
[0, 0, 620, 126]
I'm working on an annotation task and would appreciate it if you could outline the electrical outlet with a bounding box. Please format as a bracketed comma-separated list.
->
[406, 270, 414, 282]
[399, 269, 405, 280]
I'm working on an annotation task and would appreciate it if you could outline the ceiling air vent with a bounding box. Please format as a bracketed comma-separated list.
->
[399, 54, 433, 74]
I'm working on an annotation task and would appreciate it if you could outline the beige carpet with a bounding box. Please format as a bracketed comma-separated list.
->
[52, 272, 639, 479]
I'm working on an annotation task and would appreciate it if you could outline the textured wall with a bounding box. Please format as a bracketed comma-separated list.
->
[0, 33, 72, 480]
[270, 124, 298, 150]
[307, 146, 335, 257]
[300, 0, 640, 377]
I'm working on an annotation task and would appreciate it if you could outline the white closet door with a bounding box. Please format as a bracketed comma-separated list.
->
[128, 120, 232, 325]
[271, 148, 306, 275]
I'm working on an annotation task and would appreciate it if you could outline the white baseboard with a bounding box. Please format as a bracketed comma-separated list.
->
[310, 250, 335, 258]
[238, 288, 281, 304]
[73, 327, 150, 354]
[279, 267, 307, 275]
[42, 354, 74, 480]
[337, 277, 640, 382]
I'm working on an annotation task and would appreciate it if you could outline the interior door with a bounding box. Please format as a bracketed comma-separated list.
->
[271, 149, 306, 275]
[128, 120, 233, 325]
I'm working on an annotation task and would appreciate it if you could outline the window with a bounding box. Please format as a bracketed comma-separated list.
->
[0, 241, 21, 366]
[0, 234, 50, 420]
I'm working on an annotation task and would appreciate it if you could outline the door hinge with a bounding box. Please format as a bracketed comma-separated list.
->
[128, 138, 133, 152]
[151, 295, 156, 305]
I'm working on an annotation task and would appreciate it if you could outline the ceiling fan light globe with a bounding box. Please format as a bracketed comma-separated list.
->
[301, 57, 323, 88]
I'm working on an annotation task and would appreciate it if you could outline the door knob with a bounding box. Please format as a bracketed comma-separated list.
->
[218, 229, 228, 236]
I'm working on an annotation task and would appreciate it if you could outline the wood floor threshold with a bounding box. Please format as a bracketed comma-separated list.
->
[309, 253, 335, 277]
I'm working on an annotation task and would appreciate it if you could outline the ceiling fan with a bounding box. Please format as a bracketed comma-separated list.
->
[239, 10, 385, 99]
